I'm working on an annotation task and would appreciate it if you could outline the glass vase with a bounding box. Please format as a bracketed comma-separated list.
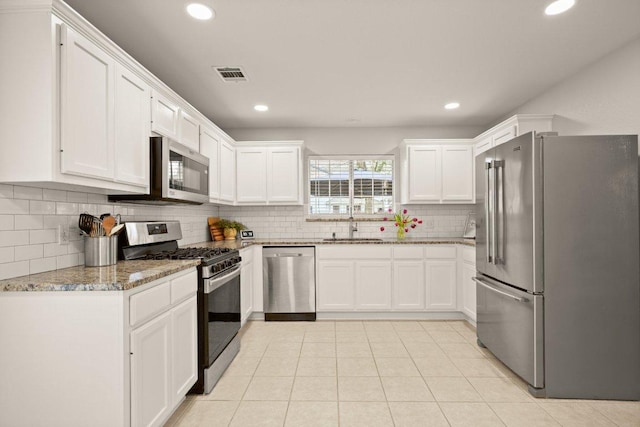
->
[396, 227, 405, 240]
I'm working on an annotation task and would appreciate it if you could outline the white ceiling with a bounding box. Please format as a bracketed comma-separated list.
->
[65, 0, 640, 130]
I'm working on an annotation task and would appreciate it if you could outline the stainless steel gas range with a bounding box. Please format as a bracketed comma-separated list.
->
[119, 221, 242, 394]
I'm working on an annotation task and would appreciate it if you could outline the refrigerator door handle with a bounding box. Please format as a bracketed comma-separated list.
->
[495, 160, 505, 264]
[490, 160, 499, 264]
[472, 277, 528, 303]
[485, 161, 493, 264]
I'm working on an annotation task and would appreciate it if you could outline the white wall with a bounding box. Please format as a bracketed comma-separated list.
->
[226, 125, 483, 155]
[510, 36, 640, 137]
[0, 184, 219, 280]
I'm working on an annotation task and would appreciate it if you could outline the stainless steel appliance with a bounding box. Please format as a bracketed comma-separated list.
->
[119, 221, 242, 394]
[475, 132, 640, 400]
[263, 246, 316, 321]
[109, 136, 209, 205]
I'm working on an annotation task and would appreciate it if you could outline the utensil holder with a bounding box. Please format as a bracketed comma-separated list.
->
[84, 236, 118, 267]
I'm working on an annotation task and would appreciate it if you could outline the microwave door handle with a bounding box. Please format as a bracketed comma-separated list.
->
[485, 162, 492, 264]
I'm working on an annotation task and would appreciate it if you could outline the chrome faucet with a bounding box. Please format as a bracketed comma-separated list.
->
[348, 216, 358, 239]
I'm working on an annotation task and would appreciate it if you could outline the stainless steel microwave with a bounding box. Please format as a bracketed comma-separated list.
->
[110, 136, 209, 205]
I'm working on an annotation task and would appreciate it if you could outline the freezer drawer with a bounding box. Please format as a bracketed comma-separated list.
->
[263, 246, 316, 321]
[475, 275, 543, 389]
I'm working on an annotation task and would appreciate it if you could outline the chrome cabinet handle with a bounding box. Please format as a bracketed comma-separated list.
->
[472, 277, 528, 303]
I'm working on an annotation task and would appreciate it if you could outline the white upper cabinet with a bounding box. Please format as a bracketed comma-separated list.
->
[178, 110, 200, 151]
[151, 90, 180, 141]
[267, 146, 301, 203]
[60, 24, 115, 181]
[401, 140, 474, 204]
[219, 138, 236, 203]
[114, 63, 150, 187]
[474, 114, 555, 156]
[235, 141, 304, 205]
[236, 147, 268, 203]
[199, 127, 221, 201]
[441, 145, 474, 201]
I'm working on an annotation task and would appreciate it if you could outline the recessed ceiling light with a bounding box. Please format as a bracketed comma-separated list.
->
[545, 0, 576, 16]
[186, 3, 214, 20]
[444, 102, 460, 110]
[254, 104, 269, 112]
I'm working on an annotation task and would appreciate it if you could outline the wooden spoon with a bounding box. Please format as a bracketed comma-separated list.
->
[108, 223, 125, 237]
[102, 216, 116, 237]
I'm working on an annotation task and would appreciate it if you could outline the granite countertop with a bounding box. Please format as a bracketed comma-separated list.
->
[0, 260, 199, 292]
[188, 237, 476, 251]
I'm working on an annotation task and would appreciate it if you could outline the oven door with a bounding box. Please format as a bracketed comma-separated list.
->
[163, 138, 209, 203]
[204, 266, 241, 367]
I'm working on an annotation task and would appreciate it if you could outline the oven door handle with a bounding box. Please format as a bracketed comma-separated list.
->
[204, 266, 241, 294]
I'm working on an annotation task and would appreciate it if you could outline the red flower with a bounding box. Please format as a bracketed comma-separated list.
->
[380, 226, 385, 232]
[395, 223, 398, 227]
[383, 217, 388, 221]
[403, 209, 408, 214]
[404, 228, 409, 232]
[411, 224, 416, 228]
[413, 218, 418, 222]
[418, 220, 423, 224]
[388, 208, 393, 213]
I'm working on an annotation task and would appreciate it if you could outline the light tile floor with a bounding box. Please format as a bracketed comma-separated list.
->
[165, 320, 640, 427]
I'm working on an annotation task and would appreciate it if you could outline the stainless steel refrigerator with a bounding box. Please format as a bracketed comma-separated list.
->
[475, 132, 640, 400]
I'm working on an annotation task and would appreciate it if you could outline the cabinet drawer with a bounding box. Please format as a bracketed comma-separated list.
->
[425, 245, 456, 259]
[393, 246, 424, 259]
[318, 245, 392, 259]
[462, 247, 476, 265]
[171, 269, 197, 304]
[130, 281, 171, 327]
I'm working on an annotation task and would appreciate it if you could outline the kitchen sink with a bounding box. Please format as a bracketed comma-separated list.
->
[322, 238, 383, 242]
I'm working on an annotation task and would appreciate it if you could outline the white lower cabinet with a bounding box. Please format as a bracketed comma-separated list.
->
[355, 261, 392, 310]
[130, 312, 172, 427]
[393, 261, 425, 310]
[317, 260, 356, 310]
[459, 246, 477, 321]
[171, 296, 198, 401]
[240, 247, 254, 325]
[425, 260, 457, 310]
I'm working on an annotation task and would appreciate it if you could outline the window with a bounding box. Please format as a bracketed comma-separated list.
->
[309, 157, 393, 216]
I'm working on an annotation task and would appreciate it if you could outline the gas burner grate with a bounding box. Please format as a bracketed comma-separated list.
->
[141, 247, 231, 261]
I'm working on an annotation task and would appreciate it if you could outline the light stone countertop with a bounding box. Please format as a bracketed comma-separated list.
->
[188, 237, 476, 251]
[0, 259, 200, 292]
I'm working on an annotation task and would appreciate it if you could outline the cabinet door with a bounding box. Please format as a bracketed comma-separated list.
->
[241, 259, 254, 326]
[442, 146, 473, 202]
[236, 147, 267, 203]
[178, 110, 200, 151]
[219, 140, 235, 202]
[461, 262, 476, 321]
[267, 147, 301, 204]
[355, 261, 392, 310]
[60, 24, 114, 180]
[151, 91, 179, 140]
[200, 127, 220, 200]
[171, 296, 197, 403]
[130, 312, 171, 427]
[317, 261, 355, 311]
[114, 64, 150, 187]
[408, 146, 441, 201]
[493, 125, 517, 146]
[425, 260, 457, 310]
[393, 261, 425, 310]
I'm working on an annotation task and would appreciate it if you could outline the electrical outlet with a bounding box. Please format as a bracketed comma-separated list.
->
[58, 224, 70, 245]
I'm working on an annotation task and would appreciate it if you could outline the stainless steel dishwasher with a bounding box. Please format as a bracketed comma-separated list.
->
[263, 246, 316, 321]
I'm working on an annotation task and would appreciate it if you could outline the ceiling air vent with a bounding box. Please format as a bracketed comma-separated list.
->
[214, 66, 248, 82]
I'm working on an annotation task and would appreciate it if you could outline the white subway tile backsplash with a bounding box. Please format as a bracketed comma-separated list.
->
[0, 184, 13, 199]
[43, 242, 68, 257]
[13, 186, 43, 200]
[29, 229, 57, 245]
[56, 202, 78, 215]
[42, 189, 67, 202]
[0, 199, 30, 214]
[0, 247, 14, 263]
[43, 215, 68, 229]
[0, 261, 29, 280]
[56, 254, 78, 269]
[87, 193, 107, 203]
[30, 200, 56, 215]
[0, 231, 30, 247]
[0, 215, 14, 231]
[67, 192, 88, 203]
[14, 215, 44, 230]
[30, 257, 57, 275]
[15, 245, 44, 261]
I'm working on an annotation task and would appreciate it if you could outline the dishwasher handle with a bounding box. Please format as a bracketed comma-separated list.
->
[266, 253, 307, 258]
